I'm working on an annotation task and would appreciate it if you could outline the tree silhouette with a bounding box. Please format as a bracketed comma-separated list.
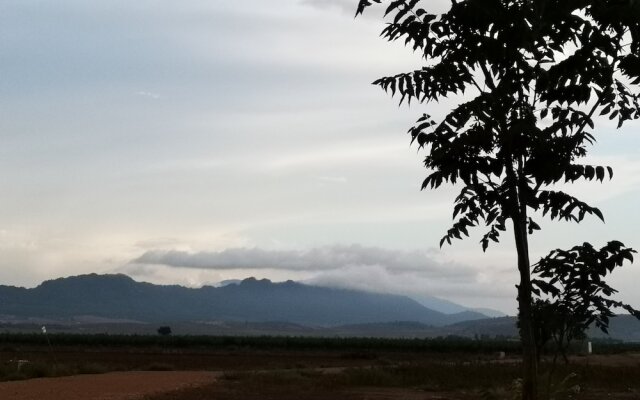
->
[157, 326, 172, 336]
[355, 1, 640, 399]
[532, 241, 640, 364]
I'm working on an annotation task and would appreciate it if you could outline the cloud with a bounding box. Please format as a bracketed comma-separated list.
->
[128, 244, 516, 309]
[116, 263, 224, 288]
[305, 264, 514, 301]
[135, 91, 161, 99]
[299, 0, 358, 15]
[317, 176, 348, 184]
[132, 244, 477, 279]
[300, 0, 451, 16]
[264, 141, 408, 171]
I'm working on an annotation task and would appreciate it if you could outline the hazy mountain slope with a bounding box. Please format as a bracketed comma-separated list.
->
[412, 295, 505, 318]
[412, 295, 468, 314]
[441, 310, 492, 325]
[588, 315, 640, 342]
[471, 308, 507, 318]
[446, 316, 520, 338]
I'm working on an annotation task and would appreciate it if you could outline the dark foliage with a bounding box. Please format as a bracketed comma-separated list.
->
[532, 241, 640, 362]
[0, 332, 522, 353]
[157, 326, 172, 336]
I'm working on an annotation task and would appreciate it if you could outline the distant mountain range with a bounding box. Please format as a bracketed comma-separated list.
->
[0, 274, 489, 327]
[1, 274, 637, 342]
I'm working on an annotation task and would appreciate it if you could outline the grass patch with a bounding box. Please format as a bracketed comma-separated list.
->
[75, 362, 111, 375]
[0, 361, 50, 381]
[141, 363, 175, 371]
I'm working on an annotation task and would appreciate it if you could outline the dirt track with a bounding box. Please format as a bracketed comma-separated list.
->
[0, 371, 220, 400]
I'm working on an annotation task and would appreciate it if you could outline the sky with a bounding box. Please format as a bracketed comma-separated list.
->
[1, 0, 639, 314]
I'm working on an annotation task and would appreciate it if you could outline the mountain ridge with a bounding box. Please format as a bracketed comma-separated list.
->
[0, 273, 488, 327]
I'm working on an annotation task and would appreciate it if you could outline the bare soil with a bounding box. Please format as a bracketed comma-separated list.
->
[145, 380, 473, 400]
[0, 370, 220, 400]
[1, 344, 638, 400]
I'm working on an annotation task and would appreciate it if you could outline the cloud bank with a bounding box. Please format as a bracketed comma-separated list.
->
[129, 244, 515, 307]
[133, 244, 472, 277]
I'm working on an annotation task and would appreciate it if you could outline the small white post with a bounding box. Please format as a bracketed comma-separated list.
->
[587, 341, 592, 354]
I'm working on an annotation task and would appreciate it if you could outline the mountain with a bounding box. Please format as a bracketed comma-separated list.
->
[443, 315, 640, 342]
[471, 308, 508, 318]
[216, 279, 242, 287]
[412, 294, 468, 314]
[412, 295, 507, 318]
[0, 274, 484, 327]
[446, 316, 520, 338]
[588, 315, 640, 342]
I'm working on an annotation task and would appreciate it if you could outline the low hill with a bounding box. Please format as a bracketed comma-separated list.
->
[443, 315, 640, 342]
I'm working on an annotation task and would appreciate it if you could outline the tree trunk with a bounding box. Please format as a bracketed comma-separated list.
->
[513, 215, 538, 400]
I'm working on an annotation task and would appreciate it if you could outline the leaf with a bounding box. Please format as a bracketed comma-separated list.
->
[593, 208, 604, 222]
[528, 218, 541, 235]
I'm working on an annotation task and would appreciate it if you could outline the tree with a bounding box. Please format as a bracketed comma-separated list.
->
[157, 326, 172, 336]
[531, 241, 640, 364]
[355, 1, 640, 399]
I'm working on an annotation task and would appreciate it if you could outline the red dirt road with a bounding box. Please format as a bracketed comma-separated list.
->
[0, 371, 220, 400]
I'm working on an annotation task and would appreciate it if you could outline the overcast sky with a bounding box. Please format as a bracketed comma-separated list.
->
[2, 0, 639, 314]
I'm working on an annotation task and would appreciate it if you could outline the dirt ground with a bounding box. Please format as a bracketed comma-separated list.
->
[0, 370, 220, 400]
[2, 360, 639, 400]
[0, 366, 476, 400]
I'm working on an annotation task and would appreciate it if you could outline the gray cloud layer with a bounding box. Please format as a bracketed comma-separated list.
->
[133, 245, 475, 280]
[128, 245, 516, 306]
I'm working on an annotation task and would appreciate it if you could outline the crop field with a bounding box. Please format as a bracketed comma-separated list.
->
[0, 334, 639, 399]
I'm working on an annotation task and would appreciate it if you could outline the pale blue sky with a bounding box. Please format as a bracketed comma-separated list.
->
[1, 0, 638, 313]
